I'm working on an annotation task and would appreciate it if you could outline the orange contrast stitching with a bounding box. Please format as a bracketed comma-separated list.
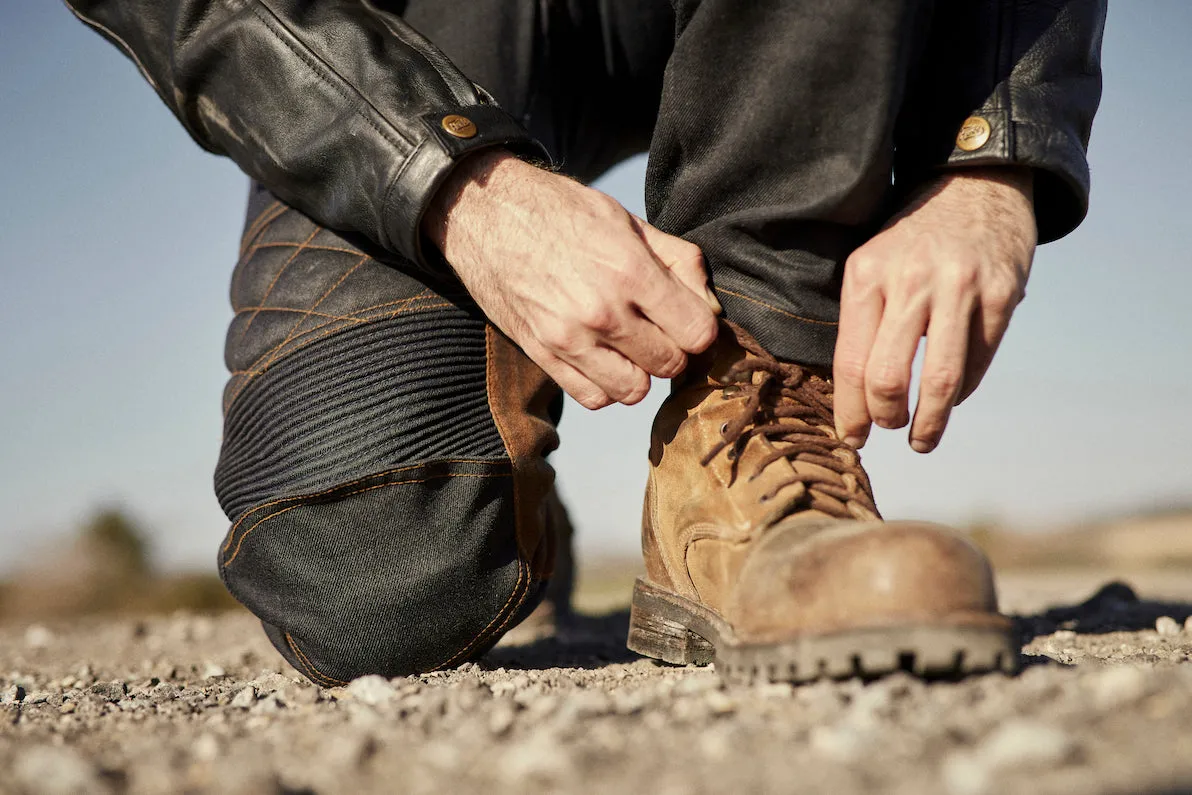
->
[220, 459, 503, 555]
[717, 287, 839, 326]
[244, 242, 371, 258]
[237, 227, 320, 340]
[222, 472, 509, 566]
[222, 297, 450, 411]
[231, 306, 372, 323]
[248, 253, 369, 372]
[238, 200, 285, 254]
[285, 632, 348, 687]
[431, 556, 527, 671]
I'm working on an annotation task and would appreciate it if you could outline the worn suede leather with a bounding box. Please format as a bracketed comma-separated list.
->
[643, 326, 1005, 644]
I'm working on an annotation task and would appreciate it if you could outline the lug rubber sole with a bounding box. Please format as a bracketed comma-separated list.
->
[626, 578, 1020, 684]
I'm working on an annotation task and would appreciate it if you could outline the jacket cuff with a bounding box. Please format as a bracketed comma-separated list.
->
[898, 110, 1091, 245]
[929, 111, 1091, 245]
[381, 104, 551, 273]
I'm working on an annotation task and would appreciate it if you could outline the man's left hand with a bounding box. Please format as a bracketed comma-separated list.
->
[833, 167, 1037, 453]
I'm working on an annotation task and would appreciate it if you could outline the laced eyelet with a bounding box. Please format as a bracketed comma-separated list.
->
[720, 423, 729, 436]
[726, 448, 737, 461]
[721, 385, 741, 399]
[759, 494, 771, 503]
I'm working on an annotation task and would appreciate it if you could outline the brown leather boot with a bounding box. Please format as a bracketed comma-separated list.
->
[627, 321, 1017, 682]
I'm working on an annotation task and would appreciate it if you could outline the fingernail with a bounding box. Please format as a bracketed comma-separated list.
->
[842, 434, 866, 450]
[704, 286, 723, 315]
[910, 439, 936, 454]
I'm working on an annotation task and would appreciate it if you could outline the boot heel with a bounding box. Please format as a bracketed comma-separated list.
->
[626, 579, 715, 666]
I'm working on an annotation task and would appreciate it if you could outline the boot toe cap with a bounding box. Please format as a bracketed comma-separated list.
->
[729, 520, 1003, 644]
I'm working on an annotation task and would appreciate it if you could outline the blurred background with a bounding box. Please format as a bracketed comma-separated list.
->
[0, 3, 1189, 619]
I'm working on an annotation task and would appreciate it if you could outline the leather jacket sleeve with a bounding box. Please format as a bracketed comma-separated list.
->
[64, 0, 550, 272]
[895, 0, 1107, 243]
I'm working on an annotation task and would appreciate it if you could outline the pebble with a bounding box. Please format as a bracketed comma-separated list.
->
[345, 675, 396, 706]
[977, 720, 1073, 769]
[1, 684, 25, 704]
[250, 671, 291, 694]
[12, 746, 110, 795]
[193, 733, 221, 762]
[24, 624, 54, 649]
[488, 701, 518, 735]
[810, 725, 865, 762]
[1090, 666, 1148, 709]
[202, 662, 227, 679]
[1156, 616, 1181, 636]
[230, 686, 257, 709]
[89, 681, 128, 702]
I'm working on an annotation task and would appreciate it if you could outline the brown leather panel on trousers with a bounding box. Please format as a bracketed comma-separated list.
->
[485, 327, 563, 580]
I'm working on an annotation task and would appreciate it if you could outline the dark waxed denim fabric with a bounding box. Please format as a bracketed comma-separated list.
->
[204, 0, 1102, 682]
[217, 183, 557, 682]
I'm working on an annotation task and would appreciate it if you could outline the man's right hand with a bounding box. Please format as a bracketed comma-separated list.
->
[424, 150, 720, 410]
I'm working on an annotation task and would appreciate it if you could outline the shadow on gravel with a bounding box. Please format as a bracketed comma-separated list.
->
[1015, 581, 1192, 644]
[483, 610, 638, 671]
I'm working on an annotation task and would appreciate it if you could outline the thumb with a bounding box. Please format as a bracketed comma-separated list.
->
[631, 216, 722, 315]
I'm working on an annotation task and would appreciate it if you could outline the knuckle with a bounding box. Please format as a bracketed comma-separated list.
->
[867, 369, 901, 400]
[655, 349, 688, 379]
[541, 326, 583, 356]
[921, 368, 961, 399]
[834, 357, 867, 385]
[684, 313, 719, 352]
[868, 375, 907, 402]
[621, 376, 651, 405]
[578, 304, 617, 334]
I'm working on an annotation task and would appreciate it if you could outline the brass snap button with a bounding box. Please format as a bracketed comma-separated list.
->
[441, 114, 478, 139]
[956, 116, 991, 152]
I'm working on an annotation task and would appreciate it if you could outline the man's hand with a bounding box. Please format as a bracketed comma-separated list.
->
[425, 150, 720, 410]
[833, 167, 1037, 453]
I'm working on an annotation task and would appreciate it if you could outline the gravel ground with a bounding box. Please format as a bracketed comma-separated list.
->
[3, 570, 1192, 795]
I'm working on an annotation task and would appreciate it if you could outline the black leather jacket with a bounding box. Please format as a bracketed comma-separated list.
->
[65, 0, 1105, 269]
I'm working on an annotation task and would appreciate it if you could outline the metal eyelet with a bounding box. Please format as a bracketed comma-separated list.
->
[720, 423, 729, 435]
[722, 385, 741, 399]
[726, 448, 737, 461]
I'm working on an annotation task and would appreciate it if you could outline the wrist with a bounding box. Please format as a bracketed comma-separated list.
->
[943, 165, 1034, 206]
[423, 148, 530, 253]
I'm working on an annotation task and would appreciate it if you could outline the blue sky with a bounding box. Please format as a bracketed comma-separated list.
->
[1, 2, 1190, 572]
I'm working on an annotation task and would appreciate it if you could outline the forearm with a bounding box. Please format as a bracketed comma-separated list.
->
[65, 0, 549, 269]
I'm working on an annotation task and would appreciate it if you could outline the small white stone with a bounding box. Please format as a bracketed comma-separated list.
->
[202, 663, 226, 679]
[941, 752, 990, 795]
[230, 686, 257, 709]
[24, 625, 54, 649]
[1156, 616, 1181, 636]
[1090, 666, 1148, 709]
[809, 725, 864, 762]
[1185, 616, 1192, 633]
[192, 734, 220, 762]
[978, 720, 1072, 769]
[344, 675, 396, 706]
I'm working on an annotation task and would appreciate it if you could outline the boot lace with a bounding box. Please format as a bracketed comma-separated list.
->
[699, 323, 880, 521]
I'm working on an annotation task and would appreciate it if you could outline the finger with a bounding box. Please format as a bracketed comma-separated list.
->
[864, 295, 930, 430]
[630, 264, 719, 355]
[908, 295, 972, 453]
[633, 217, 722, 314]
[834, 265, 884, 448]
[527, 345, 613, 410]
[562, 342, 652, 406]
[605, 312, 689, 379]
[955, 295, 1015, 405]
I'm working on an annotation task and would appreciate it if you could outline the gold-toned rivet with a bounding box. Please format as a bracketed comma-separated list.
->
[441, 114, 478, 139]
[956, 116, 991, 152]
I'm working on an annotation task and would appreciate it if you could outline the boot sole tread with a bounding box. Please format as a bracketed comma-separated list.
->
[626, 578, 1020, 684]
